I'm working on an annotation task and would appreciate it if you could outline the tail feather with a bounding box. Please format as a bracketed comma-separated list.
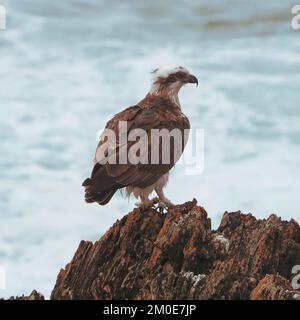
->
[84, 185, 117, 205]
[82, 164, 121, 205]
[97, 189, 117, 205]
[82, 178, 92, 187]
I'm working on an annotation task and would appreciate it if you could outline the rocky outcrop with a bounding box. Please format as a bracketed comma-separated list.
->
[251, 274, 300, 300]
[51, 200, 300, 300]
[3, 290, 45, 300]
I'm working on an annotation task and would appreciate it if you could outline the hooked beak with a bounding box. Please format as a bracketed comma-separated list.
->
[187, 74, 198, 86]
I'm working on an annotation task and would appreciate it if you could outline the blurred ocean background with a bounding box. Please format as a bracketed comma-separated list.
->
[0, 0, 300, 298]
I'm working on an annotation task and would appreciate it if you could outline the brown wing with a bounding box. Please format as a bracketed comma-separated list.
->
[83, 98, 190, 205]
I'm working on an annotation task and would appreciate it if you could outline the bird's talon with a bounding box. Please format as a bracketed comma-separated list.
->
[135, 197, 159, 211]
[155, 201, 171, 214]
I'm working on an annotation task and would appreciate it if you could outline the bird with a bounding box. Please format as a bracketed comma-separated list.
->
[82, 65, 198, 210]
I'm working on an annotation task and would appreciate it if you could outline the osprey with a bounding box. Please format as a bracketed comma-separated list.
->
[82, 65, 198, 209]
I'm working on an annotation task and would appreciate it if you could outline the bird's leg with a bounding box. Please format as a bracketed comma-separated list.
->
[135, 195, 159, 210]
[150, 196, 159, 205]
[155, 187, 174, 213]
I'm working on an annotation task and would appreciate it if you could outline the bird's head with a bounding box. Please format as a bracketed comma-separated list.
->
[150, 65, 198, 97]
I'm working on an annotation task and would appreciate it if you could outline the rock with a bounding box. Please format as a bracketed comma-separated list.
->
[251, 274, 300, 300]
[51, 200, 300, 300]
[5, 290, 44, 300]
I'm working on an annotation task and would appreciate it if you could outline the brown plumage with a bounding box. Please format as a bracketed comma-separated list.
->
[83, 65, 198, 209]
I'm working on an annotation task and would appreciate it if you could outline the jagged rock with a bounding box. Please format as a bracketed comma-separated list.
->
[51, 200, 300, 300]
[251, 274, 300, 300]
[6, 290, 44, 300]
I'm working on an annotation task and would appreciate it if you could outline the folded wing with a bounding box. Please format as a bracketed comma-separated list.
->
[83, 98, 190, 205]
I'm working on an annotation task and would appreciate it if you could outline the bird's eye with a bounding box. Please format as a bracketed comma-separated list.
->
[175, 71, 186, 79]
